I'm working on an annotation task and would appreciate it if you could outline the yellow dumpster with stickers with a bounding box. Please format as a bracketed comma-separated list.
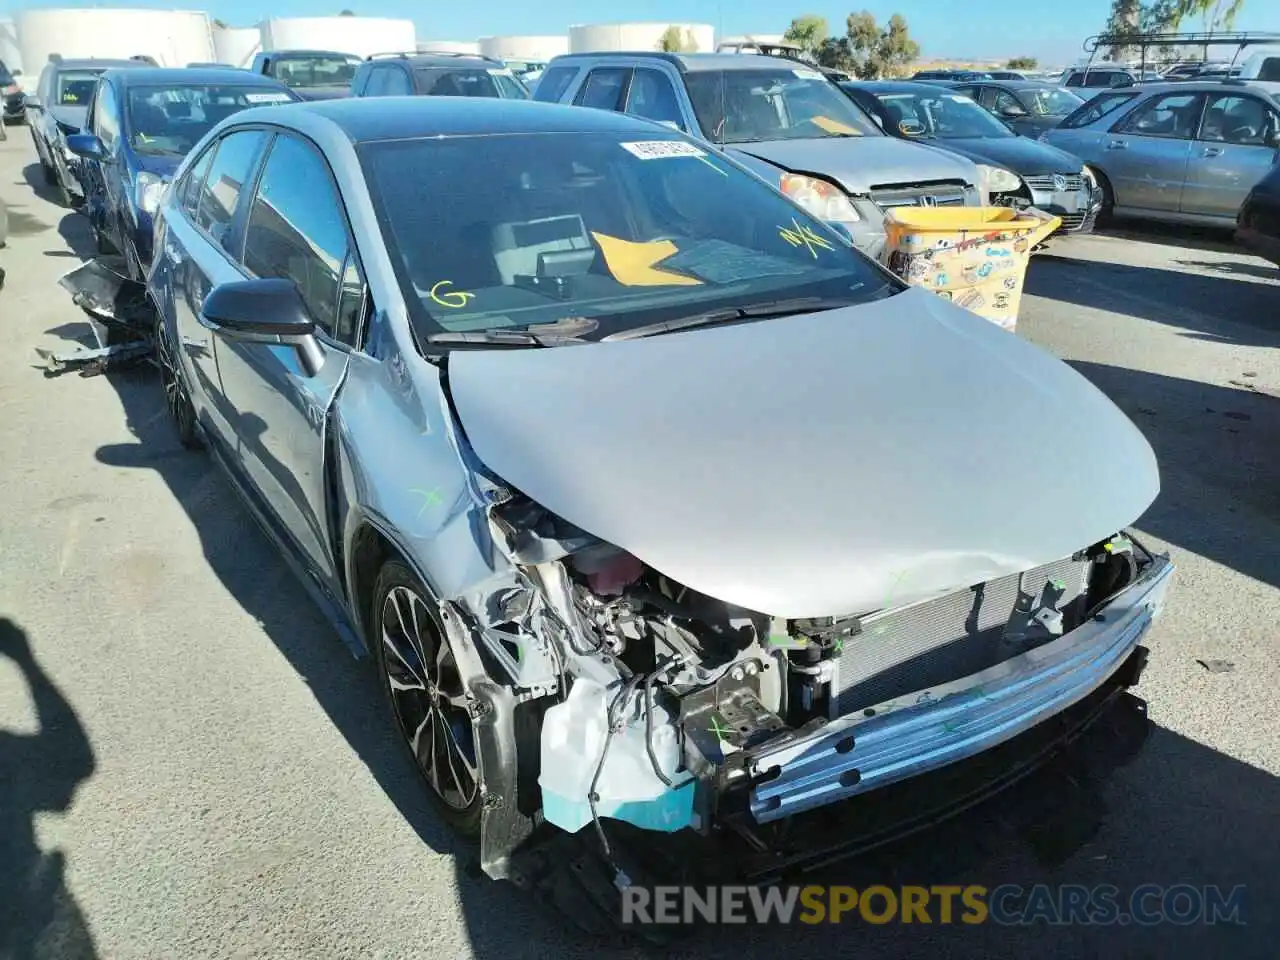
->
[880, 207, 1061, 332]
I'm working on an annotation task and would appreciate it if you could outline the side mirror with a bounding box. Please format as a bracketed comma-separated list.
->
[201, 278, 325, 374]
[999, 104, 1028, 118]
[66, 133, 105, 160]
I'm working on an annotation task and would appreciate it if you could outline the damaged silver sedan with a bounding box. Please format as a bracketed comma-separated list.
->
[146, 96, 1172, 915]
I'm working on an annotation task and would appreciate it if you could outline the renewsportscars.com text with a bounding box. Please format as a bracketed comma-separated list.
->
[620, 884, 1247, 927]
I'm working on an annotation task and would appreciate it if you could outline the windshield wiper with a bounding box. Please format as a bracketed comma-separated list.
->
[602, 296, 863, 342]
[425, 315, 599, 348]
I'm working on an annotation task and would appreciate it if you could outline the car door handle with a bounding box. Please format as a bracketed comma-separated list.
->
[1202, 146, 1223, 157]
[1105, 140, 1128, 151]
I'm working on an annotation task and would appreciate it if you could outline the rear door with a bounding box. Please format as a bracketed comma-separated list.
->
[623, 66, 690, 131]
[213, 131, 362, 586]
[1104, 91, 1204, 213]
[1181, 92, 1280, 220]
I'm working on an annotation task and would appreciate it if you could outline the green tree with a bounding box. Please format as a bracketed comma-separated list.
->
[658, 25, 698, 53]
[783, 15, 828, 56]
[829, 11, 919, 79]
[338, 9, 356, 15]
[1007, 56, 1038, 69]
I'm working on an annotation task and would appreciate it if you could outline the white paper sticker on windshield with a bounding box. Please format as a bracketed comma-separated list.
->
[792, 68, 825, 80]
[620, 140, 707, 160]
[487, 68, 514, 77]
[244, 92, 292, 103]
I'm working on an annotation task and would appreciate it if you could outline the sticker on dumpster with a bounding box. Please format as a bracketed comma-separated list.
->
[908, 259, 931, 280]
[937, 291, 953, 301]
[935, 272, 949, 287]
[956, 290, 985, 311]
[993, 293, 1011, 310]
[1014, 238, 1030, 253]
[1004, 277, 1017, 290]
[977, 262, 994, 279]
[985, 247, 1012, 258]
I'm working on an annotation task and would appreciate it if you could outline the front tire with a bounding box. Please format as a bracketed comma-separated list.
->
[154, 311, 202, 449]
[372, 561, 484, 837]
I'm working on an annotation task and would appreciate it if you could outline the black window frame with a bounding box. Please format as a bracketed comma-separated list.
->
[573, 66, 633, 112]
[1111, 91, 1207, 140]
[239, 129, 369, 350]
[94, 79, 120, 149]
[178, 140, 219, 218]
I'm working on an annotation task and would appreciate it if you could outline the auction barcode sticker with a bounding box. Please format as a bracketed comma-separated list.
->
[244, 92, 293, 103]
[487, 68, 515, 77]
[620, 140, 707, 160]
[792, 68, 825, 80]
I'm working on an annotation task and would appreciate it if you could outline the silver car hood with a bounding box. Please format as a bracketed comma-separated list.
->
[448, 288, 1159, 618]
[728, 136, 978, 193]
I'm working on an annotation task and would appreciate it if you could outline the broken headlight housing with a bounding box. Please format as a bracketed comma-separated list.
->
[780, 173, 862, 224]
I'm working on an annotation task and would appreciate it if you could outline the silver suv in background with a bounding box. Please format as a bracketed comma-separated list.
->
[1043, 80, 1280, 227]
[534, 53, 985, 258]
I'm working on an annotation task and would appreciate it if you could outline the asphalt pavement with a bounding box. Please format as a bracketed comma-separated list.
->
[1, 129, 1277, 959]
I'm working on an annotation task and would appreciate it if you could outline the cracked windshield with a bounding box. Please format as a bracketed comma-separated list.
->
[360, 131, 895, 344]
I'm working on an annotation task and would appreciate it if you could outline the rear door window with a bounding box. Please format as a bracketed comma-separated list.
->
[383, 67, 413, 96]
[180, 143, 217, 218]
[574, 67, 631, 111]
[195, 128, 268, 250]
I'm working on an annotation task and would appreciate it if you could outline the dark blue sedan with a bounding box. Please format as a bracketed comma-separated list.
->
[68, 67, 298, 279]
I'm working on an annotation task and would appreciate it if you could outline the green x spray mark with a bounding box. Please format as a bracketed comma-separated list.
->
[708, 715, 734, 743]
[409, 487, 444, 519]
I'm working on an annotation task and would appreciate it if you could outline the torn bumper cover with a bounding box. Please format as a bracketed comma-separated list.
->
[57, 256, 153, 337]
[745, 554, 1173, 823]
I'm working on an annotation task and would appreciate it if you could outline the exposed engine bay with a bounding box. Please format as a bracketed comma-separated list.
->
[470, 490, 1163, 861]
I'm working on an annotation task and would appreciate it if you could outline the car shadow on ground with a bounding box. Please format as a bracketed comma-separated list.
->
[1094, 221, 1238, 256]
[0, 617, 99, 959]
[1070, 361, 1280, 593]
[1174, 258, 1280, 282]
[1027, 254, 1280, 348]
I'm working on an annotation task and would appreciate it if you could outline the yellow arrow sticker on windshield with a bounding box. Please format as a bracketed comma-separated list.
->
[591, 233, 702, 287]
[809, 115, 862, 136]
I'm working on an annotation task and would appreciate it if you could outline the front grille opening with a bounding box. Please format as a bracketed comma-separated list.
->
[830, 556, 1093, 717]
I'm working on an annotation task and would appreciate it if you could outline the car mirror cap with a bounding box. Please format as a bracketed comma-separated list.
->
[65, 133, 104, 159]
[202, 278, 317, 339]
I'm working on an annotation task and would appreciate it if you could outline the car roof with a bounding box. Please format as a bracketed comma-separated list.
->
[1122, 79, 1279, 95]
[104, 67, 292, 87]
[52, 58, 140, 72]
[263, 49, 357, 58]
[549, 51, 817, 73]
[366, 52, 502, 68]
[248, 95, 690, 143]
[841, 80, 953, 94]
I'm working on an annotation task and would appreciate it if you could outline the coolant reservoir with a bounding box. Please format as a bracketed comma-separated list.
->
[539, 677, 694, 834]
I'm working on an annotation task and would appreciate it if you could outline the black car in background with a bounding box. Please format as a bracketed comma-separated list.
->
[249, 49, 362, 100]
[945, 79, 1085, 138]
[25, 58, 139, 205]
[2, 59, 25, 136]
[841, 80, 1101, 234]
[1237, 161, 1280, 267]
[351, 51, 529, 99]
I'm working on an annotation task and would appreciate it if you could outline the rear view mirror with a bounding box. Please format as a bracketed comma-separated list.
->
[201, 278, 325, 374]
[66, 133, 104, 160]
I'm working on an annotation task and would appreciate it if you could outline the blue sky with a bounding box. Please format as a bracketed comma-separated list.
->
[5, 0, 1280, 64]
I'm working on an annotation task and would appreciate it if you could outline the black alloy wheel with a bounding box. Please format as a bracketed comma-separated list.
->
[373, 562, 483, 835]
[154, 311, 201, 449]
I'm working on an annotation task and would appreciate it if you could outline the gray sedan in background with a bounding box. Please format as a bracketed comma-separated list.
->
[1043, 81, 1280, 226]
